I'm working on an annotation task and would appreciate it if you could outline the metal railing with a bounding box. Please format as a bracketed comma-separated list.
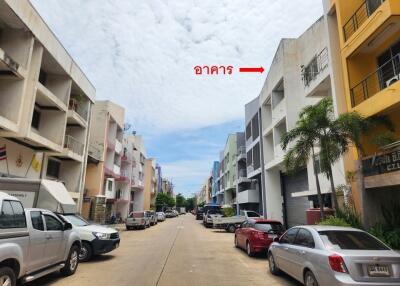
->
[343, 0, 385, 41]
[68, 98, 88, 121]
[64, 135, 84, 155]
[238, 168, 247, 178]
[351, 53, 400, 107]
[301, 48, 328, 87]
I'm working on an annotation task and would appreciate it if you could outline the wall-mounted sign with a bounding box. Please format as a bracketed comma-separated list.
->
[363, 149, 400, 177]
[1, 190, 36, 208]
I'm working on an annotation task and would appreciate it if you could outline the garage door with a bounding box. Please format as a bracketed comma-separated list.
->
[281, 170, 310, 228]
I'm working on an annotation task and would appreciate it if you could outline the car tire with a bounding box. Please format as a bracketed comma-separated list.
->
[61, 245, 80, 276]
[227, 224, 236, 233]
[126, 226, 131, 231]
[246, 241, 254, 257]
[268, 253, 281, 275]
[79, 242, 93, 262]
[0, 266, 16, 286]
[304, 271, 319, 286]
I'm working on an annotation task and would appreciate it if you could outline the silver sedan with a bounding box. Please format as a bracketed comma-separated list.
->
[267, 225, 400, 286]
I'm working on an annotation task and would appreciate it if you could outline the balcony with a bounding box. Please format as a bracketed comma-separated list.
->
[237, 189, 259, 204]
[116, 170, 130, 182]
[131, 176, 144, 190]
[343, 0, 385, 41]
[67, 98, 88, 127]
[115, 139, 122, 154]
[0, 48, 25, 79]
[62, 135, 84, 162]
[237, 169, 250, 184]
[350, 53, 400, 107]
[237, 146, 246, 161]
[88, 144, 103, 162]
[113, 164, 121, 176]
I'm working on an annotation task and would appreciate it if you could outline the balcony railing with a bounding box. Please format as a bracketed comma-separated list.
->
[68, 98, 88, 121]
[343, 0, 385, 41]
[351, 53, 400, 107]
[301, 48, 328, 87]
[64, 135, 84, 156]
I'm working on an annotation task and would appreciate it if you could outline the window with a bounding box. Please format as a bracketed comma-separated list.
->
[254, 222, 285, 234]
[246, 211, 260, 218]
[251, 114, 259, 139]
[46, 158, 61, 178]
[0, 201, 26, 229]
[64, 214, 89, 227]
[294, 228, 315, 248]
[253, 143, 261, 170]
[31, 107, 41, 130]
[44, 215, 63, 231]
[38, 69, 48, 85]
[319, 231, 389, 251]
[247, 150, 252, 166]
[246, 123, 251, 140]
[280, 228, 299, 244]
[31, 211, 44, 231]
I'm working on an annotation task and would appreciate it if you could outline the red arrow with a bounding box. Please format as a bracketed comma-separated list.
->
[239, 67, 265, 73]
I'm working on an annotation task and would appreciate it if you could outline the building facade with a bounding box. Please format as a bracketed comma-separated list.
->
[323, 0, 400, 226]
[211, 161, 220, 203]
[0, 0, 95, 210]
[143, 158, 157, 210]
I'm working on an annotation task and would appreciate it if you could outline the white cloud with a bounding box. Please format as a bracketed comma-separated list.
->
[31, 0, 323, 135]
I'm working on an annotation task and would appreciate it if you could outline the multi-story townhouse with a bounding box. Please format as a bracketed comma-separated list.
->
[143, 158, 157, 210]
[155, 164, 162, 194]
[217, 151, 225, 204]
[126, 134, 146, 212]
[260, 17, 346, 227]
[323, 0, 400, 226]
[83, 100, 124, 222]
[211, 161, 220, 203]
[0, 0, 95, 210]
[241, 96, 265, 214]
[161, 178, 174, 196]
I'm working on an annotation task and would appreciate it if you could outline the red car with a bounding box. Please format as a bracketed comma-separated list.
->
[234, 218, 285, 256]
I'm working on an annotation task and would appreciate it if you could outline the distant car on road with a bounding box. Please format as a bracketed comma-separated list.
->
[203, 209, 223, 228]
[172, 210, 179, 217]
[268, 225, 400, 286]
[126, 211, 151, 230]
[147, 211, 158, 226]
[156, 212, 166, 222]
[165, 210, 175, 218]
[195, 207, 204, 220]
[213, 210, 262, 232]
[234, 219, 284, 256]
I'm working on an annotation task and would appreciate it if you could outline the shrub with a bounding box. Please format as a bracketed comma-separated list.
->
[369, 225, 400, 250]
[221, 207, 235, 217]
[319, 216, 351, 227]
[335, 206, 363, 229]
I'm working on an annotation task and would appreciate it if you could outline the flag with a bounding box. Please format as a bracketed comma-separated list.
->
[0, 146, 6, 161]
[31, 155, 41, 172]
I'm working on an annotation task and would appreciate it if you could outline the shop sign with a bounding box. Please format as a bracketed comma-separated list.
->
[363, 149, 400, 177]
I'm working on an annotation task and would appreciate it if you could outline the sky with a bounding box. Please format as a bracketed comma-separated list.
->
[31, 0, 323, 197]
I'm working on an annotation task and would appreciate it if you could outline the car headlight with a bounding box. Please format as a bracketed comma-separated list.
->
[93, 232, 110, 240]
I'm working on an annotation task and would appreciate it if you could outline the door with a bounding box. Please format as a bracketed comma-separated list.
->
[290, 228, 315, 281]
[281, 170, 309, 228]
[27, 210, 48, 272]
[274, 228, 299, 273]
[43, 214, 64, 264]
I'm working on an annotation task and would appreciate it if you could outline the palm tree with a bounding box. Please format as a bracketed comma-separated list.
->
[335, 112, 394, 227]
[281, 107, 325, 220]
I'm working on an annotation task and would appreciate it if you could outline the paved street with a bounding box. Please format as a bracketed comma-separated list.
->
[28, 214, 300, 286]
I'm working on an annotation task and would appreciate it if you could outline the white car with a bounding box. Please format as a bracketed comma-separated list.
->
[156, 212, 166, 221]
[60, 214, 120, 262]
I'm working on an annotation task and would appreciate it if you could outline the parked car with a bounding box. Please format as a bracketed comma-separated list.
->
[195, 207, 204, 220]
[172, 210, 179, 217]
[213, 210, 262, 232]
[156, 212, 166, 222]
[60, 214, 120, 262]
[147, 211, 158, 226]
[165, 210, 175, 218]
[268, 225, 400, 286]
[125, 211, 151, 230]
[203, 209, 223, 228]
[0, 192, 81, 286]
[235, 219, 284, 256]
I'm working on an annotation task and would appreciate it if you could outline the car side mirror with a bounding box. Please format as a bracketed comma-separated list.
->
[63, 222, 73, 231]
[273, 237, 280, 243]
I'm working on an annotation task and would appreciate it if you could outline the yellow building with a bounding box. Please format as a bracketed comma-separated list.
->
[143, 158, 157, 210]
[324, 0, 400, 225]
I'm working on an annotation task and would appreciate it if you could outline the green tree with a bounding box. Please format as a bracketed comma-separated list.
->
[175, 193, 186, 208]
[155, 192, 175, 211]
[185, 197, 195, 212]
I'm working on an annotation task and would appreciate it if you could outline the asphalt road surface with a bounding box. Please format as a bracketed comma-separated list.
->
[27, 214, 300, 286]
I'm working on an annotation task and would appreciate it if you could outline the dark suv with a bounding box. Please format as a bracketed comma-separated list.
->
[195, 207, 204, 220]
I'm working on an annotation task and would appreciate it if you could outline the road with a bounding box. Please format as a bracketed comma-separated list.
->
[28, 214, 300, 286]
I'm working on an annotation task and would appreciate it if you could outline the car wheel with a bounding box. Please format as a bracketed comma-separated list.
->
[304, 271, 319, 286]
[227, 224, 236, 233]
[0, 267, 16, 286]
[126, 226, 131, 231]
[79, 242, 92, 262]
[246, 241, 253, 257]
[61, 245, 80, 276]
[234, 236, 239, 248]
[268, 253, 281, 275]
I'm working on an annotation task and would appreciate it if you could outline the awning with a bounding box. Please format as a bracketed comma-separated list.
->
[38, 180, 76, 214]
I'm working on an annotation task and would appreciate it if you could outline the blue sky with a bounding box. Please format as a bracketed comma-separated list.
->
[31, 0, 323, 197]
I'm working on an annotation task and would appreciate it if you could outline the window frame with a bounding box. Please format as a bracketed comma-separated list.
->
[0, 200, 27, 229]
[279, 227, 299, 244]
[43, 214, 63, 231]
[31, 211, 45, 231]
[294, 228, 315, 248]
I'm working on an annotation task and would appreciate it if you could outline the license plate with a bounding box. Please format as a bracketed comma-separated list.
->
[367, 265, 390, 277]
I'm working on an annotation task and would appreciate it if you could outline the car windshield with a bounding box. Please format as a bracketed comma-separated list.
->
[246, 211, 260, 217]
[319, 230, 390, 250]
[131, 212, 144, 218]
[254, 222, 284, 233]
[207, 210, 222, 215]
[64, 214, 89, 226]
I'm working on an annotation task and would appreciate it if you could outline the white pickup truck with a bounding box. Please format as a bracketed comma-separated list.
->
[212, 210, 262, 232]
[0, 192, 81, 286]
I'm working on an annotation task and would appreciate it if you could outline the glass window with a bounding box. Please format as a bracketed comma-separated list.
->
[247, 150, 252, 166]
[44, 215, 63, 231]
[254, 222, 285, 234]
[31, 108, 41, 129]
[246, 123, 251, 140]
[319, 231, 389, 251]
[246, 211, 260, 218]
[46, 158, 60, 179]
[0, 201, 14, 228]
[251, 114, 259, 139]
[280, 228, 299, 244]
[31, 211, 44, 231]
[10, 201, 26, 228]
[294, 228, 315, 248]
[253, 143, 261, 169]
[64, 214, 89, 226]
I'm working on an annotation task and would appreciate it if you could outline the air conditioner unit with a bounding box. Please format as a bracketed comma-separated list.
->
[385, 74, 400, 88]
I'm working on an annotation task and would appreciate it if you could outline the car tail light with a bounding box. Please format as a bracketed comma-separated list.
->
[328, 254, 348, 273]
